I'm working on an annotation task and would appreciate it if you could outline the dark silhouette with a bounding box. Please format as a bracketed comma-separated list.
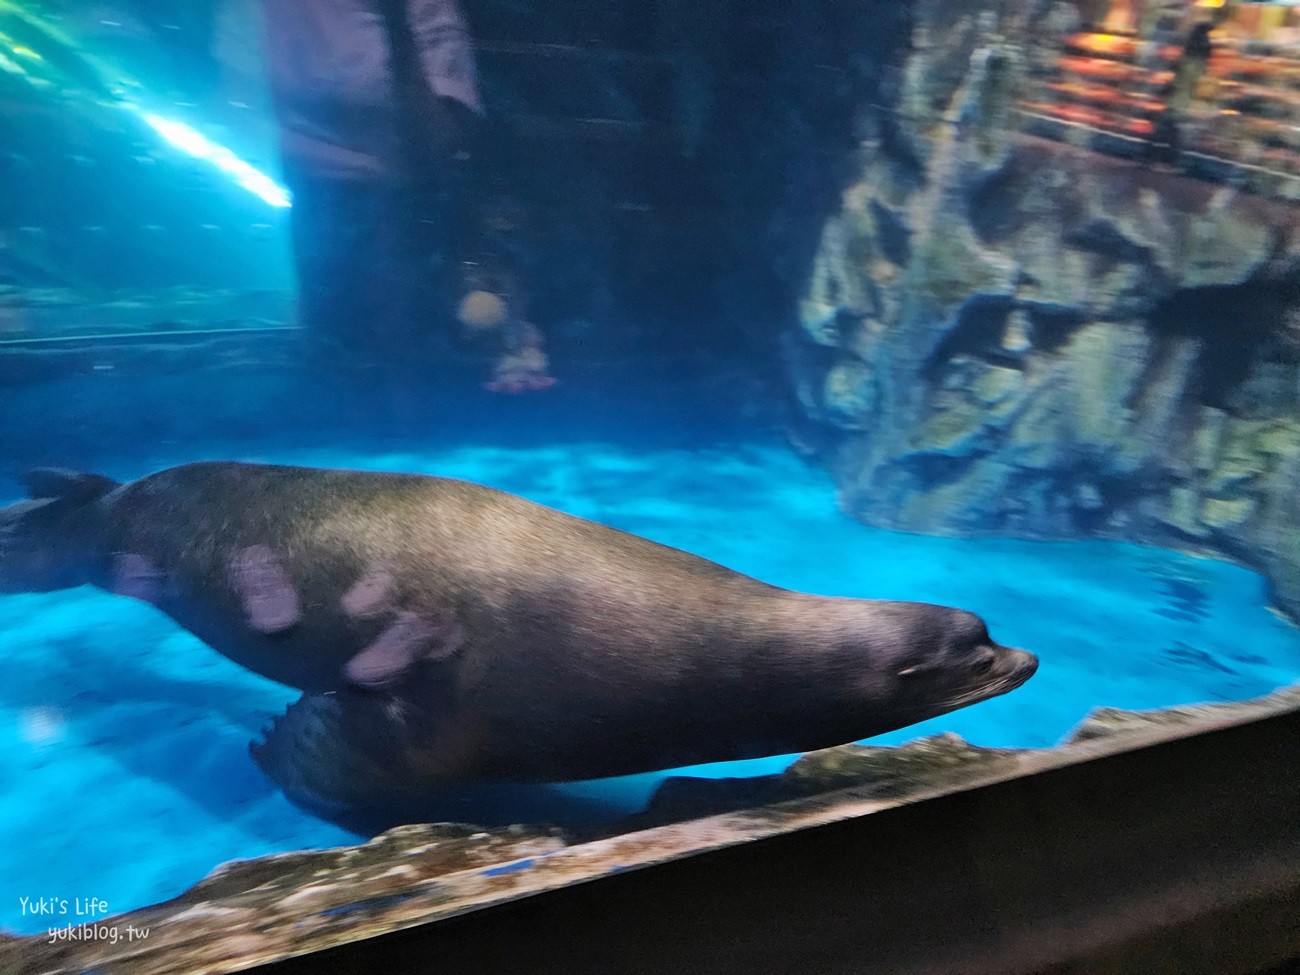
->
[259, 0, 482, 365]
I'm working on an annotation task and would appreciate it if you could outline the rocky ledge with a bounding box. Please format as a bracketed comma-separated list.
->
[3, 683, 1297, 975]
[784, 0, 1300, 619]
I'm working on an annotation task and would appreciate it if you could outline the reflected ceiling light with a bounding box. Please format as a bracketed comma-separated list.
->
[140, 112, 291, 208]
[1, 5, 291, 209]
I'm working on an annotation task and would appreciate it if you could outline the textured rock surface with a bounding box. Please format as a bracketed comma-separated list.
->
[3, 824, 568, 975]
[1065, 684, 1300, 743]
[786, 0, 1300, 618]
[180, 823, 567, 905]
[626, 733, 1023, 829]
[3, 685, 1296, 975]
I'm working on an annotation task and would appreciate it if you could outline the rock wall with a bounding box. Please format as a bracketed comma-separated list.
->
[787, 0, 1300, 618]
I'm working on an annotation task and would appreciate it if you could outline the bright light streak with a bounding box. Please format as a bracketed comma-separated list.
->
[2, 4, 291, 209]
[140, 112, 292, 208]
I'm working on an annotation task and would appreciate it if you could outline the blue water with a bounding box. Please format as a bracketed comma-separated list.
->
[2, 436, 1298, 934]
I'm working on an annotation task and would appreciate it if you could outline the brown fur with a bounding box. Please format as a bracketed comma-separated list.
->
[1, 461, 1037, 792]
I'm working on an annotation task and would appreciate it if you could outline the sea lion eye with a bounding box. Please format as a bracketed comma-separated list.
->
[971, 655, 995, 676]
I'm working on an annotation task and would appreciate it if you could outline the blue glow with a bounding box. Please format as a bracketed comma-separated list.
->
[140, 112, 291, 209]
[1, 5, 291, 209]
[1, 432, 1298, 932]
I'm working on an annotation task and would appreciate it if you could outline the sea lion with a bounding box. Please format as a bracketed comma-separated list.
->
[0, 462, 1037, 816]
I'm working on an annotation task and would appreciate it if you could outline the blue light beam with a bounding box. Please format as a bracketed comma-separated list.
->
[140, 112, 291, 208]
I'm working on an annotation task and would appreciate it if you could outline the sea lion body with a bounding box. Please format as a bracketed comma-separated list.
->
[0, 462, 1036, 810]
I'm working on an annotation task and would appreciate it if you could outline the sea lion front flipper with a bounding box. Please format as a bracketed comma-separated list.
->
[250, 689, 436, 817]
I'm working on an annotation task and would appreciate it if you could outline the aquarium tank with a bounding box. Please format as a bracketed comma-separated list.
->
[0, 0, 1298, 968]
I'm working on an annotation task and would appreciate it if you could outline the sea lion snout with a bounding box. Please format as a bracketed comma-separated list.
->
[943, 611, 1038, 690]
[995, 645, 1038, 686]
[868, 605, 1037, 718]
[937, 641, 1038, 712]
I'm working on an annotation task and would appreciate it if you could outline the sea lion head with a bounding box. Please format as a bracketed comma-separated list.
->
[857, 602, 1038, 726]
[789, 598, 1038, 735]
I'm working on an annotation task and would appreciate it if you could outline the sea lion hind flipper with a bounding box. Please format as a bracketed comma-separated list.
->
[2, 470, 118, 593]
[20, 468, 119, 503]
[250, 689, 435, 817]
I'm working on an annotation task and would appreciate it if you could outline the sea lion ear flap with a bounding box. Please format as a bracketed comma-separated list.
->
[20, 468, 119, 503]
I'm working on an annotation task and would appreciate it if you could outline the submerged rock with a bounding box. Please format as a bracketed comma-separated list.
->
[783, 732, 1021, 796]
[6, 686, 1296, 975]
[1065, 686, 1300, 744]
[625, 733, 1023, 831]
[5, 822, 568, 975]
[182, 823, 567, 907]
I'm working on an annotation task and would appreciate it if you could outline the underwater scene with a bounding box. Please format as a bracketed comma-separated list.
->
[1, 0, 1299, 964]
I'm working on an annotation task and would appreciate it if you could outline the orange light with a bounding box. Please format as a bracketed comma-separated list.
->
[1102, 0, 1135, 32]
[1071, 32, 1135, 56]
